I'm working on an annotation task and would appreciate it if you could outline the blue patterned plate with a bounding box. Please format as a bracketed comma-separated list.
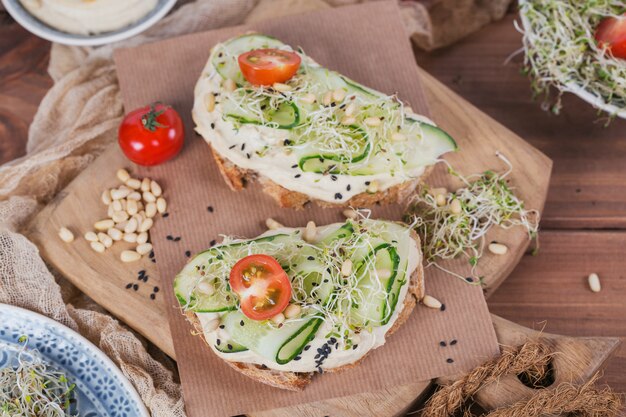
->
[0, 304, 150, 417]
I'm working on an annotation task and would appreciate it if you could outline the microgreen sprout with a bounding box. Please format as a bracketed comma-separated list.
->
[0, 336, 76, 417]
[517, 0, 626, 118]
[406, 152, 539, 282]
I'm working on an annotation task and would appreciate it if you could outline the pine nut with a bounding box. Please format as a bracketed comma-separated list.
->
[435, 194, 447, 207]
[112, 211, 129, 223]
[366, 180, 379, 193]
[110, 188, 130, 200]
[141, 178, 151, 192]
[134, 214, 144, 232]
[84, 231, 98, 242]
[116, 168, 130, 183]
[107, 204, 115, 218]
[127, 191, 141, 201]
[115, 221, 127, 231]
[138, 218, 153, 232]
[137, 201, 144, 211]
[98, 233, 113, 248]
[322, 91, 332, 106]
[107, 228, 122, 241]
[145, 202, 157, 218]
[284, 304, 301, 319]
[332, 88, 346, 102]
[111, 200, 122, 212]
[430, 187, 448, 197]
[90, 241, 105, 253]
[196, 281, 215, 295]
[150, 180, 162, 197]
[364, 117, 381, 127]
[345, 103, 357, 116]
[121, 250, 141, 262]
[273, 82, 292, 92]
[204, 93, 215, 112]
[203, 319, 220, 333]
[271, 313, 285, 325]
[422, 295, 442, 309]
[266, 218, 283, 230]
[300, 93, 316, 104]
[377, 269, 392, 280]
[123, 233, 138, 243]
[341, 116, 356, 125]
[94, 219, 115, 231]
[156, 197, 167, 213]
[223, 78, 237, 92]
[58, 227, 74, 243]
[126, 199, 138, 216]
[588, 273, 601, 293]
[391, 132, 407, 142]
[136, 243, 153, 255]
[125, 178, 141, 190]
[341, 259, 353, 276]
[343, 208, 359, 220]
[124, 218, 138, 234]
[101, 190, 112, 205]
[136, 232, 149, 244]
[142, 191, 156, 203]
[488, 242, 508, 255]
[450, 199, 462, 214]
[303, 221, 317, 242]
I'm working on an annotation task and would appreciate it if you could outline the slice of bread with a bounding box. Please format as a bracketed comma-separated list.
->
[183, 229, 424, 391]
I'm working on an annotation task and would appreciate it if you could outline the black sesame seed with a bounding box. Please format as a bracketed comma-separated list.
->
[153, 287, 159, 293]
[304, 345, 311, 351]
[241, 143, 246, 151]
[440, 303, 446, 312]
[346, 184, 351, 191]
[219, 325, 225, 329]
[450, 339, 457, 345]
[330, 175, 337, 181]
[163, 212, 169, 218]
[295, 174, 301, 178]
[166, 235, 173, 240]
[216, 339, 221, 346]
[228, 145, 236, 150]
[227, 344, 233, 350]
[185, 250, 191, 257]
[365, 181, 371, 185]
[151, 259, 156, 263]
[133, 284, 138, 291]
[174, 236, 181, 242]
[440, 341, 447, 347]
[446, 358, 454, 363]
[283, 139, 293, 146]
[210, 239, 216, 246]
[294, 356, 301, 361]
[149, 250, 155, 258]
[307, 256, 314, 261]
[334, 193, 343, 200]
[291, 164, 298, 168]
[329, 337, 337, 344]
[240, 320, 245, 326]
[352, 344, 358, 350]
[210, 123, 215, 129]
[138, 270, 146, 276]
[150, 293, 156, 300]
[334, 343, 339, 349]
[207, 206, 214, 213]
[314, 354, 320, 359]
[465, 277, 473, 283]
[125, 283, 133, 289]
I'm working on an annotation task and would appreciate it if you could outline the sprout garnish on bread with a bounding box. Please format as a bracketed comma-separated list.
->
[174, 219, 424, 390]
[193, 34, 457, 209]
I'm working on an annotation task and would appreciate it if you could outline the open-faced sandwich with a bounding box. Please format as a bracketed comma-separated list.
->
[173, 218, 424, 390]
[192, 34, 457, 209]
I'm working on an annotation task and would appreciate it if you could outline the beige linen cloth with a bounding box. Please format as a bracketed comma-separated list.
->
[0, 0, 512, 415]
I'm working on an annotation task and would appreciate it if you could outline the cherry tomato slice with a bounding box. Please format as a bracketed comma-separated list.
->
[238, 48, 301, 86]
[595, 13, 626, 60]
[229, 254, 292, 321]
[118, 103, 184, 166]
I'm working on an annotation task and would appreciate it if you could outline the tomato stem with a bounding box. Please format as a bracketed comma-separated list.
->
[141, 103, 168, 132]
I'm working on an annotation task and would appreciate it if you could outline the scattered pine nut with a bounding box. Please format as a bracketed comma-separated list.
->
[111, 211, 129, 223]
[110, 188, 130, 200]
[123, 233, 138, 243]
[450, 199, 462, 214]
[112, 200, 123, 212]
[150, 180, 162, 197]
[120, 250, 141, 263]
[143, 191, 156, 203]
[101, 190, 112, 205]
[124, 218, 138, 234]
[435, 194, 447, 207]
[141, 178, 151, 192]
[107, 204, 115, 218]
[126, 199, 138, 216]
[58, 227, 74, 243]
[136, 243, 153, 256]
[223, 78, 237, 92]
[366, 180, 379, 194]
[204, 93, 216, 112]
[266, 218, 283, 230]
[488, 242, 508, 255]
[156, 197, 167, 213]
[322, 91, 332, 106]
[125, 178, 141, 190]
[107, 228, 123, 241]
[283, 304, 301, 319]
[341, 116, 356, 125]
[145, 202, 157, 218]
[341, 259, 353, 276]
[364, 117, 381, 127]
[138, 218, 153, 232]
[588, 273, 601, 293]
[332, 88, 346, 102]
[273, 82, 292, 92]
[391, 132, 407, 142]
[196, 281, 216, 296]
[90, 241, 105, 253]
[203, 319, 220, 333]
[422, 295, 442, 309]
[94, 219, 115, 231]
[115, 221, 127, 231]
[300, 93, 316, 104]
[127, 191, 141, 201]
[303, 221, 317, 242]
[342, 208, 359, 220]
[344, 102, 357, 116]
[136, 232, 149, 245]
[430, 187, 448, 197]
[271, 313, 285, 325]
[84, 231, 98, 242]
[116, 168, 130, 183]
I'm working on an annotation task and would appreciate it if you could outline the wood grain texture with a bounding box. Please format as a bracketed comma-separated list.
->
[415, 13, 626, 230]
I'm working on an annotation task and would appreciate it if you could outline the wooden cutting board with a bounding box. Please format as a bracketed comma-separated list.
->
[28, 68, 560, 415]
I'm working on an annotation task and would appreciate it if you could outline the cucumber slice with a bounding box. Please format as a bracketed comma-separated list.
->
[222, 95, 300, 129]
[215, 339, 248, 353]
[298, 126, 370, 173]
[211, 34, 286, 85]
[318, 221, 355, 243]
[350, 243, 401, 327]
[222, 311, 322, 364]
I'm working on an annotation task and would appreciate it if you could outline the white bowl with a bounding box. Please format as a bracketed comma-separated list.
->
[517, 0, 626, 119]
[1, 0, 177, 46]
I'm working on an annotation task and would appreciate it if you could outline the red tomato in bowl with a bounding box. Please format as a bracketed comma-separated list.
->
[118, 103, 184, 166]
[238, 48, 301, 86]
[595, 13, 626, 60]
[229, 254, 292, 321]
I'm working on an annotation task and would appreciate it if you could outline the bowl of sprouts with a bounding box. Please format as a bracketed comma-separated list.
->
[517, 0, 626, 119]
[0, 304, 149, 417]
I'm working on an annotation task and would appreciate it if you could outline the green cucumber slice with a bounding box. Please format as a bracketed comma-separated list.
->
[222, 95, 300, 129]
[215, 339, 248, 353]
[318, 222, 355, 243]
[298, 127, 370, 173]
[211, 34, 286, 85]
[276, 318, 323, 364]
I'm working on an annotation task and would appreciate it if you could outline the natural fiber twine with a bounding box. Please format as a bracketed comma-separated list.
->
[421, 341, 623, 417]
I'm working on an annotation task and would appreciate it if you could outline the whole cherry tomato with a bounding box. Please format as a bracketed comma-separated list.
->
[118, 103, 184, 166]
[238, 48, 301, 86]
[595, 13, 626, 60]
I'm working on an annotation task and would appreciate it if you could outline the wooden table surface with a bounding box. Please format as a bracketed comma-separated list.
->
[1, 7, 625, 400]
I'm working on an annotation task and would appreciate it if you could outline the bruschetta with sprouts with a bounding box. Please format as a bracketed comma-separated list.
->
[173, 218, 424, 390]
[192, 34, 457, 208]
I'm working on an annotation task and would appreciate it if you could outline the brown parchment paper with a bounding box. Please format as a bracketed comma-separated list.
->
[113, 2, 499, 416]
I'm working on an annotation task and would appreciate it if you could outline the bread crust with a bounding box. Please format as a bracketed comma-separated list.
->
[182, 230, 424, 391]
[210, 144, 427, 209]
